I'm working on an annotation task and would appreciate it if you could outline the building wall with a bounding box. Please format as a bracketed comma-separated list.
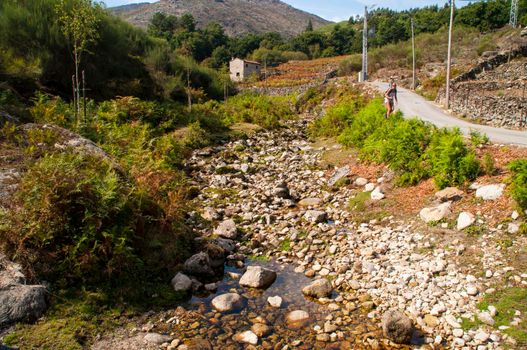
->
[230, 59, 261, 82]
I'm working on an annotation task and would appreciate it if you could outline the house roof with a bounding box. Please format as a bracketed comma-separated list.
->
[231, 58, 261, 65]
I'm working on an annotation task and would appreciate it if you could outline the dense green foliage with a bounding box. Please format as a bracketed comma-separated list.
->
[314, 94, 481, 188]
[508, 160, 527, 211]
[0, 0, 230, 103]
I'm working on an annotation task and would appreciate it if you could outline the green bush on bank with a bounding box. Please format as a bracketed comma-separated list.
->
[509, 160, 527, 211]
[316, 96, 481, 188]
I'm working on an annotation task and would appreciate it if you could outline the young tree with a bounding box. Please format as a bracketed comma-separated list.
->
[56, 0, 100, 123]
[306, 19, 314, 32]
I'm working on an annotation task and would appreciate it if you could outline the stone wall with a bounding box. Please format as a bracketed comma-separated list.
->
[436, 42, 527, 130]
[441, 81, 527, 129]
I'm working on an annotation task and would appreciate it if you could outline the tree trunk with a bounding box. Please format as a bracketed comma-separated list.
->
[74, 47, 81, 123]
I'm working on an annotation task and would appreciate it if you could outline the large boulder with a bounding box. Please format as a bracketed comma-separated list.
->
[239, 266, 277, 289]
[419, 202, 451, 223]
[211, 293, 245, 312]
[475, 184, 505, 201]
[171, 272, 192, 293]
[184, 252, 215, 276]
[302, 278, 333, 298]
[0, 256, 48, 327]
[382, 310, 414, 344]
[0, 285, 48, 327]
[214, 219, 238, 239]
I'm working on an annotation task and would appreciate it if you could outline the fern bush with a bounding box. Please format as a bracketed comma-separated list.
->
[508, 160, 527, 211]
[321, 96, 481, 188]
[425, 128, 481, 189]
[1, 152, 141, 282]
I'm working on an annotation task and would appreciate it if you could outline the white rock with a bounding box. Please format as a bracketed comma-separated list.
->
[512, 211, 520, 220]
[508, 223, 520, 234]
[371, 187, 385, 201]
[233, 330, 258, 345]
[171, 272, 192, 293]
[215, 219, 238, 239]
[478, 312, 495, 326]
[211, 293, 245, 312]
[467, 285, 479, 296]
[475, 184, 505, 201]
[239, 265, 277, 289]
[304, 210, 327, 223]
[355, 177, 368, 186]
[364, 183, 375, 192]
[419, 202, 451, 223]
[286, 310, 310, 324]
[453, 329, 464, 337]
[457, 212, 475, 230]
[144, 333, 171, 345]
[267, 296, 283, 308]
[474, 331, 490, 343]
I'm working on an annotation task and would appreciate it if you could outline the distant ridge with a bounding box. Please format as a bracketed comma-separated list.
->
[109, 0, 331, 37]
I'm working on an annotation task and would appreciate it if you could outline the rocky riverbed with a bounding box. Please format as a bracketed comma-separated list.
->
[92, 114, 524, 349]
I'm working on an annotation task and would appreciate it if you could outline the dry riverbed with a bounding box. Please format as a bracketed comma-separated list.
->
[92, 113, 526, 350]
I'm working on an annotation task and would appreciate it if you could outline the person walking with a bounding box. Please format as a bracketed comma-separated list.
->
[384, 82, 398, 118]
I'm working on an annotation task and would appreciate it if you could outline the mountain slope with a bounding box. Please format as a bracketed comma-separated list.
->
[109, 0, 331, 37]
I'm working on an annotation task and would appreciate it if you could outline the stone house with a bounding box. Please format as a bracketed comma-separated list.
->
[229, 58, 261, 82]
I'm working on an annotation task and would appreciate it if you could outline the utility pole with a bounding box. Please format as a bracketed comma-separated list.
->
[411, 18, 416, 90]
[445, 0, 455, 110]
[510, 0, 519, 28]
[362, 6, 368, 82]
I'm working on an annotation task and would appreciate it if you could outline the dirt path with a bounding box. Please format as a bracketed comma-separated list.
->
[371, 81, 527, 146]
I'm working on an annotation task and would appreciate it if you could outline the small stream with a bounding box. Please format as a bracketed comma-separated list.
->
[161, 259, 393, 350]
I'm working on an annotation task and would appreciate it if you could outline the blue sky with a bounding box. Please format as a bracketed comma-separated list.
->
[103, 0, 451, 22]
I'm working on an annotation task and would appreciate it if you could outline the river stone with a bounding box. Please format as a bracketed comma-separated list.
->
[478, 311, 495, 326]
[302, 278, 333, 298]
[475, 184, 505, 200]
[214, 219, 238, 239]
[233, 330, 258, 345]
[239, 266, 277, 289]
[435, 187, 464, 202]
[286, 310, 310, 324]
[419, 202, 451, 223]
[304, 210, 327, 223]
[298, 198, 323, 207]
[364, 183, 375, 192]
[328, 166, 350, 186]
[213, 238, 236, 254]
[371, 187, 385, 201]
[251, 323, 271, 337]
[144, 333, 171, 345]
[267, 295, 283, 308]
[184, 252, 215, 276]
[171, 272, 192, 293]
[211, 293, 245, 312]
[457, 211, 475, 230]
[381, 310, 414, 344]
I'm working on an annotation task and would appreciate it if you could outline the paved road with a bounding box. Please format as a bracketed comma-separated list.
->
[372, 81, 527, 146]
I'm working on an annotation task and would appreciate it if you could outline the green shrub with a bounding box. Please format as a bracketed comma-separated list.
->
[482, 152, 496, 176]
[470, 130, 490, 146]
[371, 118, 434, 186]
[425, 128, 480, 189]
[1, 152, 141, 282]
[508, 160, 527, 211]
[308, 102, 357, 138]
[337, 98, 387, 148]
[338, 54, 362, 76]
[219, 93, 294, 129]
